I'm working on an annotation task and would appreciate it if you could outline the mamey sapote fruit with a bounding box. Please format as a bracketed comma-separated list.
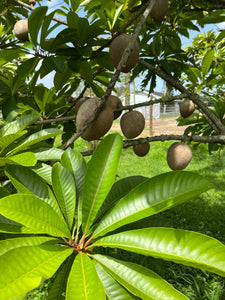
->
[29, 0, 36, 5]
[150, 0, 168, 22]
[109, 33, 139, 73]
[74, 97, 89, 114]
[167, 142, 192, 170]
[120, 110, 145, 139]
[133, 142, 150, 157]
[76, 97, 114, 141]
[106, 95, 123, 120]
[180, 99, 195, 118]
[13, 20, 29, 42]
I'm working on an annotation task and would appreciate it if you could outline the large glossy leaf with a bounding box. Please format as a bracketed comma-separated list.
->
[95, 262, 136, 300]
[0, 243, 73, 300]
[47, 255, 74, 300]
[95, 176, 148, 223]
[92, 171, 213, 238]
[0, 214, 36, 234]
[8, 128, 62, 156]
[52, 163, 76, 230]
[93, 227, 225, 277]
[0, 194, 71, 238]
[33, 147, 64, 161]
[66, 253, 105, 299]
[0, 152, 37, 167]
[61, 147, 87, 201]
[0, 114, 40, 137]
[6, 152, 37, 166]
[5, 165, 60, 214]
[0, 131, 27, 151]
[92, 254, 188, 300]
[0, 236, 59, 256]
[32, 162, 52, 185]
[61, 148, 87, 227]
[82, 134, 123, 235]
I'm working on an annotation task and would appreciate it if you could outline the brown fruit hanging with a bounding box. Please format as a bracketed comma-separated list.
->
[120, 111, 145, 139]
[133, 142, 150, 157]
[13, 20, 29, 42]
[167, 142, 192, 170]
[180, 100, 195, 118]
[76, 97, 114, 141]
[109, 34, 139, 73]
[106, 95, 123, 120]
[150, 0, 168, 22]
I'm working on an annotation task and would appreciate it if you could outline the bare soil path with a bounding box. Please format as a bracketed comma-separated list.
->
[111, 117, 188, 137]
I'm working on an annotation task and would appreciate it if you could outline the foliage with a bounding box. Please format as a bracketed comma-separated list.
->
[0, 133, 225, 299]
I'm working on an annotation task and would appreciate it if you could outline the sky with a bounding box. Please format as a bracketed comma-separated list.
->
[37, 1, 225, 94]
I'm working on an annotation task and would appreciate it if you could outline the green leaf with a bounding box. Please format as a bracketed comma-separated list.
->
[95, 176, 148, 223]
[40, 11, 56, 46]
[52, 163, 76, 230]
[202, 50, 214, 77]
[0, 236, 59, 256]
[92, 171, 213, 238]
[61, 148, 87, 202]
[66, 253, 105, 299]
[0, 131, 27, 153]
[5, 165, 59, 213]
[82, 134, 123, 235]
[95, 262, 136, 300]
[47, 255, 73, 300]
[8, 128, 62, 156]
[32, 162, 52, 185]
[80, 61, 93, 84]
[0, 49, 27, 66]
[0, 194, 71, 238]
[0, 114, 40, 137]
[17, 57, 39, 78]
[92, 254, 188, 300]
[33, 147, 64, 161]
[61, 148, 87, 228]
[7, 152, 37, 166]
[93, 227, 225, 277]
[215, 30, 225, 44]
[0, 243, 73, 300]
[28, 6, 48, 46]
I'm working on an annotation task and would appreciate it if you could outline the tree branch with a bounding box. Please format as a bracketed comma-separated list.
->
[138, 59, 225, 135]
[80, 134, 225, 156]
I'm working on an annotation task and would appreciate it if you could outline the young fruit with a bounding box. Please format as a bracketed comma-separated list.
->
[120, 111, 145, 139]
[180, 99, 195, 118]
[13, 20, 29, 42]
[106, 95, 123, 120]
[76, 97, 114, 141]
[133, 142, 150, 157]
[150, 0, 168, 22]
[109, 33, 139, 73]
[167, 142, 192, 170]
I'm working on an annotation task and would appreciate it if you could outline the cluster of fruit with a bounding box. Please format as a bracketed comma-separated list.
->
[13, 0, 195, 171]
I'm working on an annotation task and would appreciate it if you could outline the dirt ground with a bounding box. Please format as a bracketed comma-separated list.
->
[111, 117, 188, 137]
